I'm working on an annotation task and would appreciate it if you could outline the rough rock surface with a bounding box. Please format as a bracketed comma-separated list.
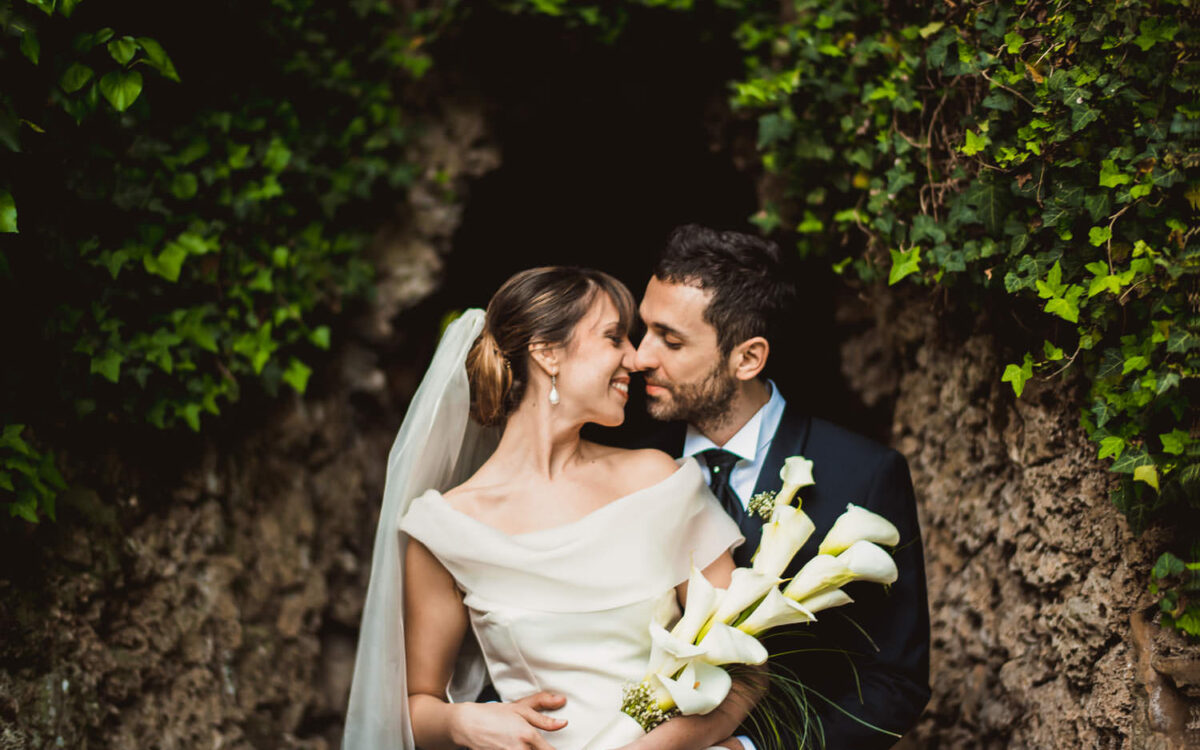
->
[839, 288, 1200, 749]
[0, 99, 498, 750]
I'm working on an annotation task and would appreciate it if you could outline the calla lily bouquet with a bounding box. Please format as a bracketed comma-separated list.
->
[582, 456, 902, 750]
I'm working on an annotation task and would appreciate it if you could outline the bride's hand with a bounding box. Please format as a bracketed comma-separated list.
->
[449, 692, 568, 750]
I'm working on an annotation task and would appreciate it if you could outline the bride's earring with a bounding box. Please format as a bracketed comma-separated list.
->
[548, 374, 560, 406]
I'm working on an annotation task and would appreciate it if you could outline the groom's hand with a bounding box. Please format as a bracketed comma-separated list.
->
[450, 692, 567, 750]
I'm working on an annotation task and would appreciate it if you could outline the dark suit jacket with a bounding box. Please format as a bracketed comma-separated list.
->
[644, 405, 931, 749]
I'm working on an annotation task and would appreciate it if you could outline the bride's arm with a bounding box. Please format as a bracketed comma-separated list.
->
[406, 539, 566, 750]
[628, 552, 768, 750]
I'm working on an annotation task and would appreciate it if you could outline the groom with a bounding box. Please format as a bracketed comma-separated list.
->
[632, 224, 931, 749]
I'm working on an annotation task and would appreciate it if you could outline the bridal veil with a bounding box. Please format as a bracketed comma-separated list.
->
[343, 308, 498, 750]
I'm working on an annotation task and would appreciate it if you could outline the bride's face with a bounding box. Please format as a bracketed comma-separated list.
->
[554, 293, 636, 427]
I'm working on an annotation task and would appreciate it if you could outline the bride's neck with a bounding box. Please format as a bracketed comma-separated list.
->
[491, 398, 585, 480]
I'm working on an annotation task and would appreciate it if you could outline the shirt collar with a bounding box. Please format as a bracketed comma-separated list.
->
[684, 380, 787, 461]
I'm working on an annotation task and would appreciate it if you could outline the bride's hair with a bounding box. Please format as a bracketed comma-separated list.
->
[466, 267, 635, 426]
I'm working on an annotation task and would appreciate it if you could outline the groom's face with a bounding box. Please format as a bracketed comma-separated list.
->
[634, 277, 737, 424]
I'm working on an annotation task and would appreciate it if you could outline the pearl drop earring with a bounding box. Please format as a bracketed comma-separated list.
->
[548, 374, 560, 406]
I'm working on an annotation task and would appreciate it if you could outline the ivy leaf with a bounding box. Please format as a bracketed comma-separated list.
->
[1002, 353, 1034, 397]
[888, 246, 921, 285]
[1099, 159, 1131, 188]
[99, 70, 143, 112]
[1043, 340, 1065, 360]
[309, 326, 331, 350]
[1122, 355, 1150, 374]
[283, 358, 312, 394]
[263, 137, 292, 173]
[20, 29, 41, 65]
[143, 241, 188, 282]
[107, 36, 139, 66]
[1153, 553, 1186, 580]
[971, 180, 1005, 234]
[1160, 429, 1189, 456]
[136, 37, 181, 82]
[1089, 226, 1112, 246]
[60, 63, 94, 93]
[1045, 296, 1080, 323]
[0, 191, 16, 234]
[1098, 436, 1126, 460]
[1112, 448, 1153, 474]
[757, 112, 794, 149]
[919, 21, 944, 38]
[1133, 464, 1160, 491]
[1157, 372, 1181, 394]
[1167, 328, 1199, 354]
[89, 349, 123, 383]
[961, 129, 990, 156]
[170, 173, 198, 200]
[1134, 18, 1179, 51]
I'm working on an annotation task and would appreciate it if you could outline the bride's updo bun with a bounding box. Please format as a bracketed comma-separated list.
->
[466, 266, 635, 427]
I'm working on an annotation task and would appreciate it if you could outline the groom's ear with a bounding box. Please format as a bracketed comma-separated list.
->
[528, 342, 559, 377]
[730, 336, 770, 382]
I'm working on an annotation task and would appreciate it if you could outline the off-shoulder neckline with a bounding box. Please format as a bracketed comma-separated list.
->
[411, 457, 698, 539]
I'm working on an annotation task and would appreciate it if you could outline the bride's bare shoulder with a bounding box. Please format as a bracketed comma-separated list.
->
[439, 469, 505, 517]
[584, 443, 681, 486]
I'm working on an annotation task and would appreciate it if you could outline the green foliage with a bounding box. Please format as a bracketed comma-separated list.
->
[0, 0, 443, 521]
[0, 425, 66, 522]
[712, 0, 1200, 636]
[1150, 551, 1200, 636]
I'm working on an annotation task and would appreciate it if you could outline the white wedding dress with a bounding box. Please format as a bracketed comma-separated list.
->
[400, 458, 742, 749]
[341, 309, 741, 750]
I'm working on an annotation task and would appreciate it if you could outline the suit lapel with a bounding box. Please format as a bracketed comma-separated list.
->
[753, 405, 811, 496]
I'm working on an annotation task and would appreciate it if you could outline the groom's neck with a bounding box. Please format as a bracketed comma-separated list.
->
[694, 378, 771, 448]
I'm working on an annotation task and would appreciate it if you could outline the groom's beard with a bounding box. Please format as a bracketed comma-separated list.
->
[645, 362, 737, 429]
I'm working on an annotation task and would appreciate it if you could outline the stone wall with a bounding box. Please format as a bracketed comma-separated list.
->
[840, 289, 1200, 749]
[0, 99, 498, 750]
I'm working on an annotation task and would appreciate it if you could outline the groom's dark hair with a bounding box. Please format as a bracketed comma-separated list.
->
[653, 224, 796, 357]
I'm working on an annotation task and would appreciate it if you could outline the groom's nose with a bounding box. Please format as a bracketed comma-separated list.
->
[633, 337, 657, 373]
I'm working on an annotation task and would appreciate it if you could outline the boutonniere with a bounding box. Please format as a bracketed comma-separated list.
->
[748, 455, 815, 521]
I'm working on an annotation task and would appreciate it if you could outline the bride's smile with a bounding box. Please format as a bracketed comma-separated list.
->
[547, 292, 637, 428]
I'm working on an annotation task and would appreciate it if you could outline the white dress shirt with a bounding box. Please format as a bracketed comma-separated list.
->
[682, 381, 786, 750]
[683, 380, 787, 507]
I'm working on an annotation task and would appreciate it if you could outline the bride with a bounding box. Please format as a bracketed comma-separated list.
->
[343, 267, 761, 750]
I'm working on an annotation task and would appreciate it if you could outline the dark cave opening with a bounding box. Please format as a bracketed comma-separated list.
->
[403, 4, 891, 444]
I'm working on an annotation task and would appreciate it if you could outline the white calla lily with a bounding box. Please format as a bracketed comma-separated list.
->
[648, 622, 707, 676]
[751, 505, 816, 579]
[710, 568, 780, 627]
[782, 554, 851, 602]
[837, 540, 898, 585]
[776, 455, 815, 508]
[653, 661, 733, 716]
[818, 503, 900, 555]
[782, 542, 898, 601]
[794, 587, 853, 614]
[736, 587, 816, 636]
[696, 623, 769, 666]
[671, 566, 722, 644]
